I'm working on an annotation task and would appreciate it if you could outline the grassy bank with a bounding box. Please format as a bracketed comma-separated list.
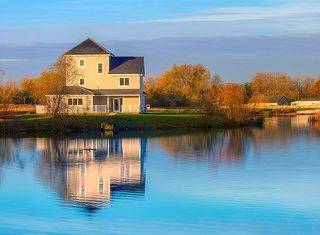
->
[0, 113, 231, 136]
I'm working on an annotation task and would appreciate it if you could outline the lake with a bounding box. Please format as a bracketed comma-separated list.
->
[0, 116, 320, 234]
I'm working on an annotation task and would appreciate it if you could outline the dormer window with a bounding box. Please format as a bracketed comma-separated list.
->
[79, 59, 85, 67]
[97, 62, 103, 74]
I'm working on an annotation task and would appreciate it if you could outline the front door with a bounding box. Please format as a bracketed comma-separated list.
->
[113, 98, 120, 112]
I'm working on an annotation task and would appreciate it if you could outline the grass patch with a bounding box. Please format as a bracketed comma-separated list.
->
[0, 112, 233, 136]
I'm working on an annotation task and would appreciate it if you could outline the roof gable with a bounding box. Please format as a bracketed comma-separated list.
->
[65, 38, 114, 55]
[109, 57, 144, 75]
[260, 96, 290, 104]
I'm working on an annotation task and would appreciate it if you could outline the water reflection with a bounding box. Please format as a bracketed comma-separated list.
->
[36, 137, 146, 211]
[0, 116, 320, 208]
[156, 116, 320, 166]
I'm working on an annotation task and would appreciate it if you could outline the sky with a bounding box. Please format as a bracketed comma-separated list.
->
[0, 0, 319, 82]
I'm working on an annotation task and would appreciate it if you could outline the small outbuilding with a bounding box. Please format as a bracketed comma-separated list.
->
[255, 96, 290, 107]
[291, 98, 320, 107]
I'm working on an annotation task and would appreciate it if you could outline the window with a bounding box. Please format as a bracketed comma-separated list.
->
[97, 62, 103, 74]
[119, 77, 129, 86]
[79, 59, 85, 67]
[80, 78, 85, 85]
[68, 98, 83, 106]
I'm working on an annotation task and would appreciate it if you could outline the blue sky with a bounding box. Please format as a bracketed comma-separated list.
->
[0, 0, 319, 81]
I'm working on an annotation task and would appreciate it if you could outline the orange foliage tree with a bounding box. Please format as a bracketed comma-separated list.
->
[145, 64, 211, 107]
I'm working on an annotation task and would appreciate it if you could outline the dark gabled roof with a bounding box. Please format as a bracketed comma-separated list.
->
[109, 57, 144, 75]
[91, 89, 141, 96]
[65, 38, 114, 55]
[62, 86, 94, 95]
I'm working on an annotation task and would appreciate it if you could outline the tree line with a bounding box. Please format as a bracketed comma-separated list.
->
[0, 62, 319, 120]
[145, 64, 320, 108]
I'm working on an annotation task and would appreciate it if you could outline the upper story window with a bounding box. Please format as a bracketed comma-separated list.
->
[79, 59, 85, 67]
[97, 62, 103, 74]
[79, 78, 85, 86]
[119, 77, 130, 87]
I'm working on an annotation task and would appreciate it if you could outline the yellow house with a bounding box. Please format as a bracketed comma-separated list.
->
[63, 38, 146, 113]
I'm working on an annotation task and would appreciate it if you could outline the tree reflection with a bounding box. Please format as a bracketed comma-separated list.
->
[36, 137, 146, 213]
[157, 129, 251, 166]
[157, 116, 320, 166]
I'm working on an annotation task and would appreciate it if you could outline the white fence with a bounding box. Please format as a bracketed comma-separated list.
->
[36, 105, 141, 114]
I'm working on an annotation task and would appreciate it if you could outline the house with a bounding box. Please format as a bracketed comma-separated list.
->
[44, 38, 146, 113]
[254, 96, 290, 107]
[291, 98, 320, 107]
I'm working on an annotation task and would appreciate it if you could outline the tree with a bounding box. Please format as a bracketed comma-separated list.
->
[220, 83, 249, 123]
[251, 73, 298, 101]
[203, 74, 223, 112]
[0, 80, 17, 113]
[144, 64, 211, 107]
[35, 56, 81, 116]
[14, 77, 38, 104]
[308, 77, 320, 98]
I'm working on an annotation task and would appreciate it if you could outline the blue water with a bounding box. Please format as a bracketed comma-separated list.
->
[0, 116, 320, 234]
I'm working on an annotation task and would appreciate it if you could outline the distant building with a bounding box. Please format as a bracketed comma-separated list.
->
[291, 98, 320, 107]
[254, 96, 290, 107]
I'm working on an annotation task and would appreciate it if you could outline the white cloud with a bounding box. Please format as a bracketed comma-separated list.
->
[156, 3, 320, 22]
[0, 59, 23, 62]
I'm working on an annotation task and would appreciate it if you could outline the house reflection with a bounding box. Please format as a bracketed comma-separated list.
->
[36, 137, 146, 211]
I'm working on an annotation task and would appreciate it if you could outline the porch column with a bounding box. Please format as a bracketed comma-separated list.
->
[106, 96, 109, 113]
[91, 96, 94, 113]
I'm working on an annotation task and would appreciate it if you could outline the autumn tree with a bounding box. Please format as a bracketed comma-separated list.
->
[14, 77, 38, 104]
[144, 76, 169, 107]
[144, 64, 211, 107]
[0, 80, 17, 113]
[251, 73, 298, 101]
[35, 56, 80, 116]
[203, 74, 223, 112]
[220, 83, 249, 123]
[307, 77, 320, 98]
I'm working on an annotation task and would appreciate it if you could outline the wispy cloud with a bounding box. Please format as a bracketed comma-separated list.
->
[156, 3, 320, 22]
[0, 59, 23, 62]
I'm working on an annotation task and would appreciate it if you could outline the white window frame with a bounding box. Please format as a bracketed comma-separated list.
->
[97, 62, 104, 74]
[119, 77, 130, 87]
[79, 59, 85, 67]
[67, 98, 83, 106]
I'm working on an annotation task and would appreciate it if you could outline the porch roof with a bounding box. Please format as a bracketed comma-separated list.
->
[63, 86, 140, 96]
[62, 86, 94, 95]
[92, 89, 140, 96]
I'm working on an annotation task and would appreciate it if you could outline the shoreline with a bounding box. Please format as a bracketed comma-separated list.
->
[0, 113, 264, 137]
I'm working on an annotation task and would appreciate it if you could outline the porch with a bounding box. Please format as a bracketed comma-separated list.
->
[68, 104, 141, 113]
[63, 95, 141, 113]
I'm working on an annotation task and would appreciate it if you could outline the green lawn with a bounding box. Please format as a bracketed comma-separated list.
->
[0, 112, 231, 135]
